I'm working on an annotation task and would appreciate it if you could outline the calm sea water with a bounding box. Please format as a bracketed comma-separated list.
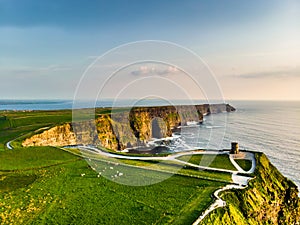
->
[1, 100, 299, 189]
[224, 101, 300, 189]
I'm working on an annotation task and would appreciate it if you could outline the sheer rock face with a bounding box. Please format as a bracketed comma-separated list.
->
[22, 124, 77, 147]
[22, 103, 235, 150]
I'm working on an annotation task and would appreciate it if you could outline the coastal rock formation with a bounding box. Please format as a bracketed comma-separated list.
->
[200, 153, 300, 225]
[22, 103, 235, 150]
[22, 124, 77, 147]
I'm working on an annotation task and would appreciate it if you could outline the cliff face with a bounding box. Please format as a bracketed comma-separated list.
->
[200, 153, 300, 225]
[22, 103, 235, 150]
[129, 105, 202, 140]
[22, 124, 77, 147]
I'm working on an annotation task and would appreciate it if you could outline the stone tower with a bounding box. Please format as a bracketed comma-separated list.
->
[230, 142, 239, 154]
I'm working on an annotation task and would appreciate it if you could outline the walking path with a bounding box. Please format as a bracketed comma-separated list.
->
[192, 152, 256, 224]
[192, 183, 247, 225]
[79, 146, 243, 174]
[6, 140, 13, 150]
[229, 151, 256, 174]
[79, 146, 227, 161]
[5, 126, 49, 150]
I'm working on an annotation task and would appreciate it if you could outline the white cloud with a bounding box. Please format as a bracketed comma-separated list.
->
[131, 66, 179, 76]
[229, 67, 300, 79]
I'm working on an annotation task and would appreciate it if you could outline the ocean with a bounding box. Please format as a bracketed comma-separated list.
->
[223, 101, 300, 189]
[1, 99, 299, 189]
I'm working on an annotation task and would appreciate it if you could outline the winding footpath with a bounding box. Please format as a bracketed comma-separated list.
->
[5, 126, 49, 150]
[6, 140, 13, 150]
[192, 152, 256, 225]
[79, 146, 240, 174]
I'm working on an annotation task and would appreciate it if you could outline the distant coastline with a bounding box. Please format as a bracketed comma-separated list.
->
[0, 99, 225, 111]
[1, 99, 299, 111]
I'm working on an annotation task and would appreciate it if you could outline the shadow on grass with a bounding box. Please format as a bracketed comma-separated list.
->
[0, 173, 37, 193]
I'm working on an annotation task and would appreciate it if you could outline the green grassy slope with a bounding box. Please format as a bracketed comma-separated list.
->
[0, 148, 223, 225]
[178, 154, 237, 171]
[235, 159, 252, 171]
[200, 153, 300, 225]
[0, 147, 78, 171]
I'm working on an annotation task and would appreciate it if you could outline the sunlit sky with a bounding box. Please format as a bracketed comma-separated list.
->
[0, 0, 299, 100]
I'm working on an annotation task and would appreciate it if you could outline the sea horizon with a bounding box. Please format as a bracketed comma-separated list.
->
[1, 98, 300, 111]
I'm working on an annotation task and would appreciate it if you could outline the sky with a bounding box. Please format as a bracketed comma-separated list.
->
[0, 0, 299, 100]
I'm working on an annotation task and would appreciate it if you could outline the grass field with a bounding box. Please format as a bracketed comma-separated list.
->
[0, 147, 79, 171]
[65, 148, 233, 183]
[0, 109, 232, 224]
[0, 148, 224, 224]
[177, 154, 237, 171]
[235, 159, 252, 171]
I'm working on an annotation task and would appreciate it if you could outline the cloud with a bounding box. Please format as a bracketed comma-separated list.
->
[43, 65, 72, 72]
[131, 66, 180, 76]
[230, 67, 300, 79]
[0, 65, 73, 77]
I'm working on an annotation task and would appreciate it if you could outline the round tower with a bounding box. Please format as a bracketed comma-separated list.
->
[231, 142, 239, 154]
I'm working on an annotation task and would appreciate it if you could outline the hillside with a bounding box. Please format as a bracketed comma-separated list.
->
[200, 153, 300, 225]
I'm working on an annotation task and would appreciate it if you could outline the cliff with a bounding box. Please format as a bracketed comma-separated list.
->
[200, 153, 300, 225]
[22, 103, 235, 150]
[22, 124, 77, 147]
